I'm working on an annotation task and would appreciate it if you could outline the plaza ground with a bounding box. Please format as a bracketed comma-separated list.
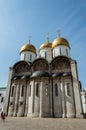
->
[0, 117, 86, 130]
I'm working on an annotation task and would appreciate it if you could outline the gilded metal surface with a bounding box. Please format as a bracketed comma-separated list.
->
[52, 37, 70, 48]
[20, 43, 36, 54]
[40, 42, 52, 50]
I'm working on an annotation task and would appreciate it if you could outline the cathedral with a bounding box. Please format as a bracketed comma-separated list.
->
[4, 35, 83, 118]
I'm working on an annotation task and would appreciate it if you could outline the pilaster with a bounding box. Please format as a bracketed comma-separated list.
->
[13, 80, 20, 116]
[61, 78, 66, 118]
[3, 67, 13, 115]
[39, 80, 43, 117]
[70, 60, 83, 118]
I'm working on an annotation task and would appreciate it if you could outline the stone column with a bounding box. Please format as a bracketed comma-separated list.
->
[39, 80, 43, 117]
[8, 81, 17, 116]
[3, 67, 13, 115]
[71, 60, 83, 118]
[24, 80, 29, 116]
[27, 79, 35, 117]
[49, 78, 53, 117]
[27, 84, 30, 117]
[17, 81, 26, 117]
[13, 80, 20, 116]
[64, 78, 75, 118]
[58, 79, 63, 117]
[32, 80, 35, 114]
[61, 78, 66, 118]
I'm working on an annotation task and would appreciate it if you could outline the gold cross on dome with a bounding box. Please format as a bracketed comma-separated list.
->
[57, 29, 61, 37]
[28, 36, 32, 43]
[46, 33, 49, 42]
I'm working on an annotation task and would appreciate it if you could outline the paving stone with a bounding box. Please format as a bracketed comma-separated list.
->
[0, 117, 86, 130]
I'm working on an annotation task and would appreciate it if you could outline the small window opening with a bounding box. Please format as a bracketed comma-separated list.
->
[21, 85, 24, 97]
[67, 83, 70, 96]
[11, 86, 14, 97]
[29, 85, 31, 96]
[36, 83, 39, 96]
[55, 84, 58, 96]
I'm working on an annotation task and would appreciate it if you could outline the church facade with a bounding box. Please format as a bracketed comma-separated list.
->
[4, 36, 83, 118]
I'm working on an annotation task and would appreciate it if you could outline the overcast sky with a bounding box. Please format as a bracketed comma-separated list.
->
[0, 0, 86, 88]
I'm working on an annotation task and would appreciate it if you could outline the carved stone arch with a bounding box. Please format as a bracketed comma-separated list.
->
[51, 56, 71, 73]
[31, 58, 49, 72]
[13, 61, 30, 75]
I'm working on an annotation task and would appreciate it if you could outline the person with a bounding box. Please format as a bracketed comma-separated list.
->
[1, 111, 5, 121]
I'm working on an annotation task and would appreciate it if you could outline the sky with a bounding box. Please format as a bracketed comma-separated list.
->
[0, 0, 86, 88]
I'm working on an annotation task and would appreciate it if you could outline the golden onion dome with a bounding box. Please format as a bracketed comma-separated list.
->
[40, 41, 52, 50]
[20, 43, 36, 54]
[52, 37, 70, 48]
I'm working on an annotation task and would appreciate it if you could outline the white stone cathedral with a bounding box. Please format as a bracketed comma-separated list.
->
[4, 36, 83, 118]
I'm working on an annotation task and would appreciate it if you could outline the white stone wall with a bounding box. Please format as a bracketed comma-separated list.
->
[34, 81, 40, 116]
[40, 78, 50, 117]
[64, 78, 75, 118]
[53, 77, 75, 118]
[17, 80, 26, 116]
[53, 45, 70, 58]
[70, 60, 83, 118]
[8, 82, 16, 116]
[3, 67, 13, 115]
[4, 56, 83, 118]
[53, 78, 62, 117]
[20, 51, 36, 62]
[13, 81, 20, 116]
[27, 78, 51, 117]
[39, 48, 52, 62]
[28, 80, 34, 116]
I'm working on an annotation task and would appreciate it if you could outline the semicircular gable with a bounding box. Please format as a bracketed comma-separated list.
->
[51, 56, 71, 73]
[51, 56, 70, 64]
[13, 61, 30, 74]
[31, 58, 49, 72]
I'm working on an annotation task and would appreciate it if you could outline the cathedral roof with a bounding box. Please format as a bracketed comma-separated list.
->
[39, 41, 52, 50]
[31, 71, 51, 78]
[52, 72, 71, 77]
[52, 37, 70, 48]
[20, 43, 36, 54]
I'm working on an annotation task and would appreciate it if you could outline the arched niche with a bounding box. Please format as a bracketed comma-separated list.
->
[51, 56, 71, 73]
[31, 58, 49, 72]
[13, 61, 30, 75]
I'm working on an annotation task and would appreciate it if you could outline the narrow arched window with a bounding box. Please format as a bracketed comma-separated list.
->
[21, 85, 24, 97]
[54, 50, 55, 57]
[29, 85, 31, 96]
[30, 54, 32, 61]
[24, 53, 26, 60]
[11, 86, 14, 97]
[1, 97, 4, 102]
[36, 83, 39, 96]
[66, 48, 68, 56]
[67, 83, 70, 96]
[55, 84, 58, 96]
[45, 52, 46, 59]
[60, 48, 61, 55]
